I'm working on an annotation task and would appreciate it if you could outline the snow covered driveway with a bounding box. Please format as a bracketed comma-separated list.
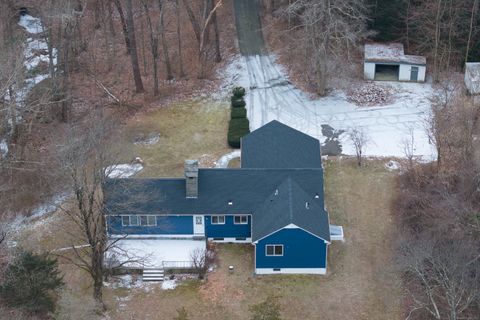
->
[226, 55, 436, 159]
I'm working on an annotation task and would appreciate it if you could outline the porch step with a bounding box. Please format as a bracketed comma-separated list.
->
[142, 268, 165, 282]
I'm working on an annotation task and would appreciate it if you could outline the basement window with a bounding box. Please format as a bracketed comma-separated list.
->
[211, 215, 225, 224]
[273, 268, 281, 272]
[266, 245, 283, 257]
[213, 237, 224, 241]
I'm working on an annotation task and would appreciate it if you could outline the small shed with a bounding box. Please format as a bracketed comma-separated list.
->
[364, 43, 426, 82]
[465, 62, 480, 95]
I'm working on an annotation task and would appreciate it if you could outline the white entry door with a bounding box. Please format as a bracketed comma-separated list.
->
[193, 215, 205, 235]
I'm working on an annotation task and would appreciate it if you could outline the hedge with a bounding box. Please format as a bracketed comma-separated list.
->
[231, 107, 247, 119]
[231, 98, 246, 108]
[228, 118, 250, 148]
[232, 86, 246, 98]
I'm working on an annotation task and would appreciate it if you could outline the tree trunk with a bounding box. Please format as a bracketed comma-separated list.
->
[125, 0, 144, 93]
[142, 0, 159, 96]
[174, 0, 185, 77]
[211, 0, 221, 62]
[113, 0, 131, 55]
[465, 0, 478, 64]
[158, 0, 173, 80]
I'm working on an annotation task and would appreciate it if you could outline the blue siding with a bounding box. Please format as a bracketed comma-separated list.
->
[205, 215, 251, 238]
[255, 228, 327, 269]
[108, 215, 194, 235]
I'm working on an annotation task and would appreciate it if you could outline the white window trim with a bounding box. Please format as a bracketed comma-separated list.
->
[129, 215, 139, 226]
[211, 215, 225, 225]
[265, 244, 283, 257]
[121, 215, 130, 226]
[234, 215, 248, 225]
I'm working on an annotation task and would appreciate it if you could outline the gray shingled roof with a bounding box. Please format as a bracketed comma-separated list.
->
[241, 120, 322, 168]
[252, 178, 330, 242]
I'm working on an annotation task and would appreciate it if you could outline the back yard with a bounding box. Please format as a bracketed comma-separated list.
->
[102, 159, 402, 320]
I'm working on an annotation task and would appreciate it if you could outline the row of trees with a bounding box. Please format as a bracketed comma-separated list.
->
[369, 0, 480, 81]
[395, 83, 480, 319]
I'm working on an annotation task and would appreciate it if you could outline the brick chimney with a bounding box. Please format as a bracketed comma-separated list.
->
[185, 160, 198, 198]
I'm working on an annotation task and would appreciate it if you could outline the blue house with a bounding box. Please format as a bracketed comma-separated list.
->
[104, 120, 343, 275]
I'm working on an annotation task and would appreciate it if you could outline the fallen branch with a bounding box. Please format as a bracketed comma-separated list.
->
[93, 78, 120, 104]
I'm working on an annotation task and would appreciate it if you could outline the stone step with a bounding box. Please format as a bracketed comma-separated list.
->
[143, 268, 165, 282]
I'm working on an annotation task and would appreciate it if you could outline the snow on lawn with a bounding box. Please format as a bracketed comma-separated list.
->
[106, 163, 143, 178]
[215, 150, 241, 168]
[106, 239, 206, 268]
[224, 55, 437, 160]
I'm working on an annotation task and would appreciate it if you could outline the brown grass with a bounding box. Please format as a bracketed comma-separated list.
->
[102, 158, 403, 320]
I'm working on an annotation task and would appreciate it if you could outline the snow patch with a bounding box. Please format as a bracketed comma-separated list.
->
[161, 279, 177, 290]
[106, 163, 143, 178]
[30, 192, 70, 219]
[385, 160, 400, 171]
[0, 139, 8, 158]
[215, 150, 241, 168]
[18, 14, 44, 34]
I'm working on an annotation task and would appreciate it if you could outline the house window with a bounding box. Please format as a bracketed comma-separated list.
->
[121, 216, 129, 226]
[138, 215, 156, 226]
[130, 215, 139, 226]
[195, 216, 203, 225]
[211, 215, 225, 224]
[234, 215, 248, 224]
[266, 245, 283, 256]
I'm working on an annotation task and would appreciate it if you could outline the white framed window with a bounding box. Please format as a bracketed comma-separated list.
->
[130, 215, 139, 226]
[266, 245, 283, 256]
[121, 216, 129, 226]
[234, 215, 248, 224]
[211, 215, 225, 224]
[138, 215, 156, 226]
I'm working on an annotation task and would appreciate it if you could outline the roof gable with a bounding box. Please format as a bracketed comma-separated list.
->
[241, 120, 321, 169]
[252, 178, 330, 242]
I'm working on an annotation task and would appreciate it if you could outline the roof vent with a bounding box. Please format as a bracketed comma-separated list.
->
[228, 200, 233, 206]
[314, 193, 319, 199]
[274, 189, 278, 196]
[305, 202, 310, 209]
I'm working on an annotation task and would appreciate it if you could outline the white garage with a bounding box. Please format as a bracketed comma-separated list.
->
[364, 43, 426, 82]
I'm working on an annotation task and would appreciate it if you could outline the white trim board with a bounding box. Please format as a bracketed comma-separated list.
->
[253, 223, 331, 244]
[255, 268, 326, 275]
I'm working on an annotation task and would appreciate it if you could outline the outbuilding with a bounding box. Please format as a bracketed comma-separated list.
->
[465, 62, 480, 95]
[364, 43, 426, 82]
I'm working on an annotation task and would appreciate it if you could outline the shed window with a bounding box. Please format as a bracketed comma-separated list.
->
[211, 216, 225, 224]
[234, 215, 248, 224]
[266, 245, 283, 256]
[121, 216, 129, 226]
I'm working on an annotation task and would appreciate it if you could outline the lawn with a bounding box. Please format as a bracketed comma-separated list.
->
[103, 159, 403, 320]
[120, 99, 232, 177]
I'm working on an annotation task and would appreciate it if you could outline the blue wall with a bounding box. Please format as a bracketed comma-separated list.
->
[255, 228, 327, 269]
[205, 215, 251, 238]
[108, 215, 194, 235]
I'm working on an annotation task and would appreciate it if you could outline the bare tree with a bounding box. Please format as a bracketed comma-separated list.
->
[57, 114, 119, 308]
[182, 0, 223, 78]
[285, 0, 370, 96]
[398, 236, 480, 320]
[348, 127, 369, 167]
[402, 126, 416, 168]
[190, 246, 215, 279]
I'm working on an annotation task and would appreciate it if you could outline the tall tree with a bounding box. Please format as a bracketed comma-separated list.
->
[125, 0, 144, 93]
